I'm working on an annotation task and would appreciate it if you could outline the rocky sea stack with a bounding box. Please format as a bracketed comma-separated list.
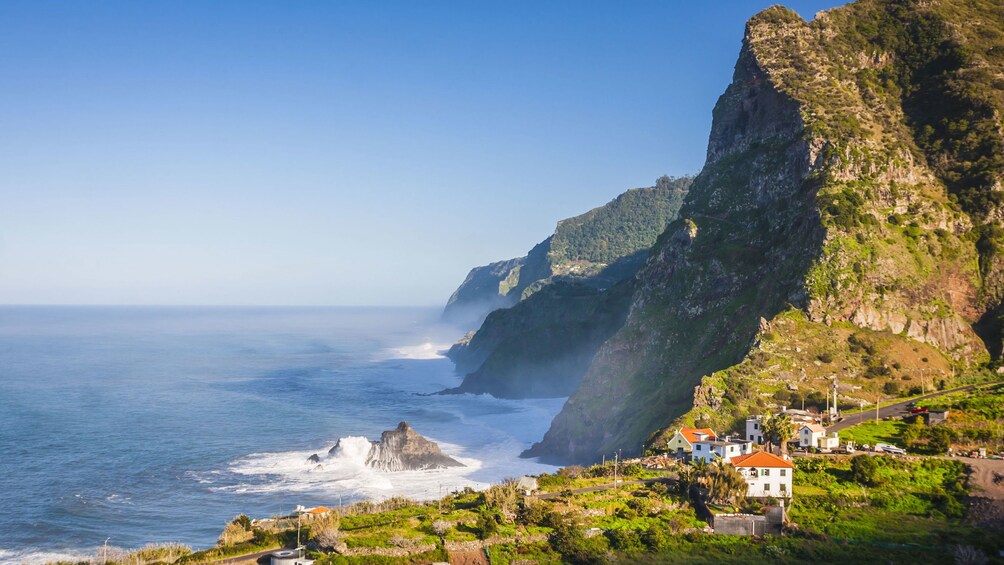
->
[323, 422, 464, 471]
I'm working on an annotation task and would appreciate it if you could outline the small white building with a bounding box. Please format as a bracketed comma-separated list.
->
[817, 432, 840, 451]
[692, 436, 754, 465]
[731, 451, 793, 498]
[664, 427, 718, 455]
[517, 476, 539, 496]
[798, 423, 827, 449]
[745, 416, 764, 445]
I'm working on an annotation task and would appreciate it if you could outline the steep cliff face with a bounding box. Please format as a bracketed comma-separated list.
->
[441, 279, 635, 398]
[526, 0, 1003, 464]
[441, 179, 690, 328]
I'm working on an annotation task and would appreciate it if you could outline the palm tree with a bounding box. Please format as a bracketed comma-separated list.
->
[706, 459, 748, 506]
[762, 413, 793, 455]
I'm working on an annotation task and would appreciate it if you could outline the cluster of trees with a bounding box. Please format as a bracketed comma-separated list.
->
[548, 176, 692, 266]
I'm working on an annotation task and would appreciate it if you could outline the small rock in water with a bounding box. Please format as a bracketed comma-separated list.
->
[307, 453, 321, 463]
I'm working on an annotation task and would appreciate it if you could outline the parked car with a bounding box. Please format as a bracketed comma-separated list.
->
[875, 443, 906, 455]
[910, 406, 929, 414]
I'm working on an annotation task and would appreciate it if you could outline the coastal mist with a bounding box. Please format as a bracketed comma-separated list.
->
[0, 306, 563, 563]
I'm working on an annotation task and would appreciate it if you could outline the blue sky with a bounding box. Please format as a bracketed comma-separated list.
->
[0, 1, 843, 306]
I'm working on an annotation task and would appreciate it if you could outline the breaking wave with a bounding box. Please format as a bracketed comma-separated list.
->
[221, 435, 486, 501]
[383, 342, 451, 360]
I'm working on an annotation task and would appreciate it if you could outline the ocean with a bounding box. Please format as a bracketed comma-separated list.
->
[0, 306, 564, 564]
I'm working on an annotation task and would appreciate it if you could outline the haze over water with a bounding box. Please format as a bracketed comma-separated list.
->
[0, 306, 563, 564]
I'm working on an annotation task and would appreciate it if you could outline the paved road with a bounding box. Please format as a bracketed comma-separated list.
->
[212, 547, 281, 565]
[827, 383, 982, 433]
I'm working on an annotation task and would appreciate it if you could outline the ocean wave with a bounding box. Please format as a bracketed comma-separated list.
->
[383, 342, 451, 360]
[218, 436, 488, 502]
[0, 547, 95, 565]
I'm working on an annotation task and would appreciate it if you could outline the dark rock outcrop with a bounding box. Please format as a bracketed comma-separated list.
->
[366, 422, 464, 471]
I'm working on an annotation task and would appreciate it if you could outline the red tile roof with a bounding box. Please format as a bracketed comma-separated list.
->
[680, 427, 718, 444]
[730, 451, 793, 469]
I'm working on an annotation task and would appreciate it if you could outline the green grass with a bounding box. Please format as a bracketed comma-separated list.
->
[838, 419, 907, 446]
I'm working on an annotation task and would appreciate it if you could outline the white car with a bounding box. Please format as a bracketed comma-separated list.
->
[875, 443, 906, 455]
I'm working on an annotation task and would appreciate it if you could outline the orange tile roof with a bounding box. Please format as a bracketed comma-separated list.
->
[730, 451, 793, 469]
[305, 506, 331, 514]
[680, 427, 718, 444]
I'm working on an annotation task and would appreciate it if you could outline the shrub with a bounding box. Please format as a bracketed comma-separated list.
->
[850, 454, 881, 486]
[606, 528, 644, 553]
[473, 508, 500, 540]
[517, 501, 547, 526]
[218, 519, 253, 547]
[431, 520, 451, 539]
[311, 512, 343, 550]
[642, 524, 669, 551]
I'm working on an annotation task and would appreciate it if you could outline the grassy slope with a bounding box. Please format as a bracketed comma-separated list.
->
[159, 457, 999, 565]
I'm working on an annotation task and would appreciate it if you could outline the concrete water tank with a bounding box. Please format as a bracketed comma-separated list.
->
[270, 549, 313, 565]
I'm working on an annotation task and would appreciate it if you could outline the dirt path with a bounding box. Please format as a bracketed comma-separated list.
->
[449, 550, 489, 565]
[965, 457, 1004, 500]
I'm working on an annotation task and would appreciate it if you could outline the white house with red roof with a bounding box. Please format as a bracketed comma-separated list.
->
[730, 451, 793, 498]
[664, 427, 718, 455]
[692, 436, 754, 465]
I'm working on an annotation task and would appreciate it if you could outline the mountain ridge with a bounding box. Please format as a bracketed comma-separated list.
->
[525, 0, 1004, 464]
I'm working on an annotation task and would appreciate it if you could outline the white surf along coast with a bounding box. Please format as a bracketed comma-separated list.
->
[225, 434, 485, 501]
[384, 341, 453, 360]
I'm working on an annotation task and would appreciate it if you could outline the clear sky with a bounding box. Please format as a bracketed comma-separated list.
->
[0, 1, 844, 306]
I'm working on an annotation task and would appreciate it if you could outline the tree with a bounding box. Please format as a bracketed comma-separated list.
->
[850, 454, 881, 486]
[762, 413, 793, 455]
[473, 508, 499, 540]
[481, 478, 519, 523]
[705, 459, 749, 505]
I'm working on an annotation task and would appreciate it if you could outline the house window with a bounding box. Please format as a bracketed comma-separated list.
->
[780, 469, 786, 477]
[729, 446, 734, 452]
[749, 434, 754, 440]
[696, 444, 702, 451]
[780, 483, 787, 492]
[754, 423, 759, 430]
[762, 468, 770, 477]
[764, 483, 770, 491]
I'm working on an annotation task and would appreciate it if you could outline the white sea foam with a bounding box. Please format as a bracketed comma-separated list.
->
[384, 342, 451, 360]
[222, 435, 488, 501]
[0, 547, 95, 565]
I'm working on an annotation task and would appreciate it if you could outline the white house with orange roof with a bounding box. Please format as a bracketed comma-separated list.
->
[663, 427, 718, 455]
[692, 436, 754, 465]
[730, 451, 793, 498]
